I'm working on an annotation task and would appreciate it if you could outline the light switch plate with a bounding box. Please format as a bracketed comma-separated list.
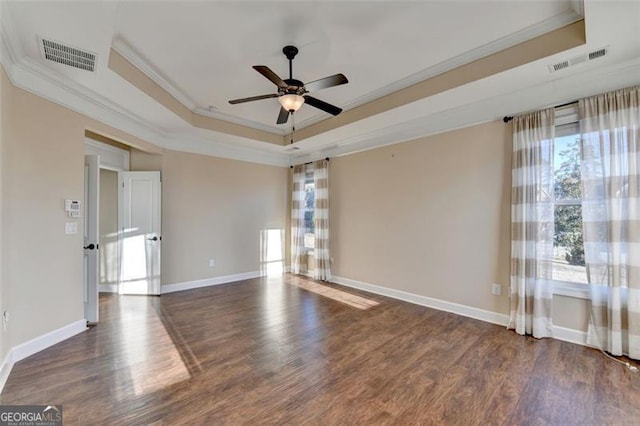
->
[65, 222, 78, 235]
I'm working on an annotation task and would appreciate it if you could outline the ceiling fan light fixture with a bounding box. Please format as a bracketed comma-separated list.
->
[279, 94, 305, 112]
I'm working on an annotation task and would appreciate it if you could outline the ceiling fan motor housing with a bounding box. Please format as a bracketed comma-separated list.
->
[228, 44, 347, 124]
[281, 79, 306, 95]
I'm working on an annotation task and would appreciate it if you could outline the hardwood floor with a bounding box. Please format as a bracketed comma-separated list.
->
[2, 274, 639, 425]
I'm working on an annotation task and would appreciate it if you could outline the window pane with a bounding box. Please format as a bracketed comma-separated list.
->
[553, 204, 587, 284]
[554, 135, 582, 200]
[304, 180, 315, 249]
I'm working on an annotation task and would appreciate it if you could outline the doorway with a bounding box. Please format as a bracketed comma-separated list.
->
[83, 137, 162, 322]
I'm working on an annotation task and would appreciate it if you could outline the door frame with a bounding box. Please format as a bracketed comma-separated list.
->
[84, 138, 129, 299]
[84, 154, 100, 323]
[118, 171, 162, 296]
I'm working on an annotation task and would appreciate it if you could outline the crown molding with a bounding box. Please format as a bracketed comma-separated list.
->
[112, 35, 197, 110]
[289, 56, 640, 165]
[295, 6, 585, 130]
[193, 106, 286, 135]
[107, 5, 584, 134]
[112, 35, 286, 135]
[1, 33, 290, 167]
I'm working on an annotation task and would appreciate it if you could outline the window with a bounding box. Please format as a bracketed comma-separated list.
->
[552, 104, 587, 284]
[303, 178, 315, 249]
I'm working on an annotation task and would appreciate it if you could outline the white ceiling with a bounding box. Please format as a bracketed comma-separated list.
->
[1, 1, 639, 166]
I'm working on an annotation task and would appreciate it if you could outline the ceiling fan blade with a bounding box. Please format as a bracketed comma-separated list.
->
[228, 93, 279, 104]
[304, 73, 348, 92]
[276, 107, 290, 124]
[303, 95, 343, 116]
[253, 65, 288, 89]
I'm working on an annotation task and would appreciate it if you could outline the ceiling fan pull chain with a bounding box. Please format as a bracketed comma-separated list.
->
[290, 112, 296, 144]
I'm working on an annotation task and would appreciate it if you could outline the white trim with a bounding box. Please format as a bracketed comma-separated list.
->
[84, 139, 130, 172]
[99, 284, 118, 293]
[289, 58, 640, 165]
[0, 319, 88, 393]
[111, 36, 197, 111]
[112, 38, 286, 135]
[552, 280, 590, 299]
[552, 325, 590, 347]
[331, 275, 598, 350]
[295, 7, 583, 130]
[331, 275, 510, 327]
[0, 35, 291, 167]
[0, 352, 14, 395]
[193, 107, 286, 135]
[11, 319, 87, 363]
[162, 271, 262, 294]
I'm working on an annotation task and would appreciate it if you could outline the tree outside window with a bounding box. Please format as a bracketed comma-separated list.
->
[552, 135, 587, 283]
[303, 180, 315, 249]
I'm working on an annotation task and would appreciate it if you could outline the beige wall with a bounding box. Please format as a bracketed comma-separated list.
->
[99, 169, 118, 289]
[0, 67, 165, 349]
[158, 150, 287, 285]
[330, 121, 512, 315]
[2, 69, 85, 347]
[130, 149, 163, 171]
[1, 67, 287, 350]
[0, 62, 591, 362]
[330, 120, 589, 330]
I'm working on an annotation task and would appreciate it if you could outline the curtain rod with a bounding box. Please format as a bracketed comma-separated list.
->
[289, 157, 330, 169]
[503, 100, 578, 123]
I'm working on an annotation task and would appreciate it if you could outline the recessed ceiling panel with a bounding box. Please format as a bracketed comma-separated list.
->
[114, 1, 576, 127]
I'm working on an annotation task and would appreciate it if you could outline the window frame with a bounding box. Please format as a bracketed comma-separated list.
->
[550, 103, 590, 299]
[302, 176, 315, 251]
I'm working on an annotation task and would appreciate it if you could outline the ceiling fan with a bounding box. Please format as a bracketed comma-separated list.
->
[228, 45, 348, 125]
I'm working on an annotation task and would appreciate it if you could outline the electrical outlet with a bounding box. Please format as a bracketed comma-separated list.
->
[491, 283, 502, 296]
[209, 259, 215, 267]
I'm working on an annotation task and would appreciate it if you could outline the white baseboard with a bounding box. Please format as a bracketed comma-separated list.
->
[332, 275, 510, 326]
[99, 284, 118, 293]
[331, 275, 593, 349]
[162, 271, 262, 294]
[0, 319, 87, 394]
[11, 319, 87, 363]
[0, 352, 14, 395]
[551, 325, 590, 347]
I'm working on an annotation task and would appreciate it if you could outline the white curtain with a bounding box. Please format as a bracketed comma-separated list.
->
[508, 108, 555, 338]
[290, 164, 306, 275]
[313, 159, 331, 281]
[580, 86, 640, 359]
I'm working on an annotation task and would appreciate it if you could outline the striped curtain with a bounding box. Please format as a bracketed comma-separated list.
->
[313, 159, 331, 281]
[508, 108, 555, 338]
[580, 86, 640, 359]
[291, 165, 306, 275]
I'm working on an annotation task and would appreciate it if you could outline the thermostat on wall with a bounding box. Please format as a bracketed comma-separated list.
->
[65, 199, 81, 218]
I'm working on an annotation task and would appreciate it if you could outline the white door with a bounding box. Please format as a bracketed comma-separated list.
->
[118, 171, 162, 295]
[84, 155, 100, 322]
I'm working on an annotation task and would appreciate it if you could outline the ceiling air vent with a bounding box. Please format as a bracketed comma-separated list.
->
[40, 37, 97, 72]
[548, 47, 608, 73]
[589, 48, 607, 60]
[552, 60, 570, 72]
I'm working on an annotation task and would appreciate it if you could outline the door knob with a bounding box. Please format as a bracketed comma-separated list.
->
[147, 236, 159, 242]
[84, 243, 96, 250]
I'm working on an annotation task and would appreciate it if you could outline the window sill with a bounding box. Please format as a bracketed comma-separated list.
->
[549, 280, 590, 299]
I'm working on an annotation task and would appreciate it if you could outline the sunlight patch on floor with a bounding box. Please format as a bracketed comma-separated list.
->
[116, 297, 192, 398]
[293, 280, 379, 310]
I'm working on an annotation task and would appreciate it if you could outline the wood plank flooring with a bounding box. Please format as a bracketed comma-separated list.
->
[2, 274, 639, 425]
